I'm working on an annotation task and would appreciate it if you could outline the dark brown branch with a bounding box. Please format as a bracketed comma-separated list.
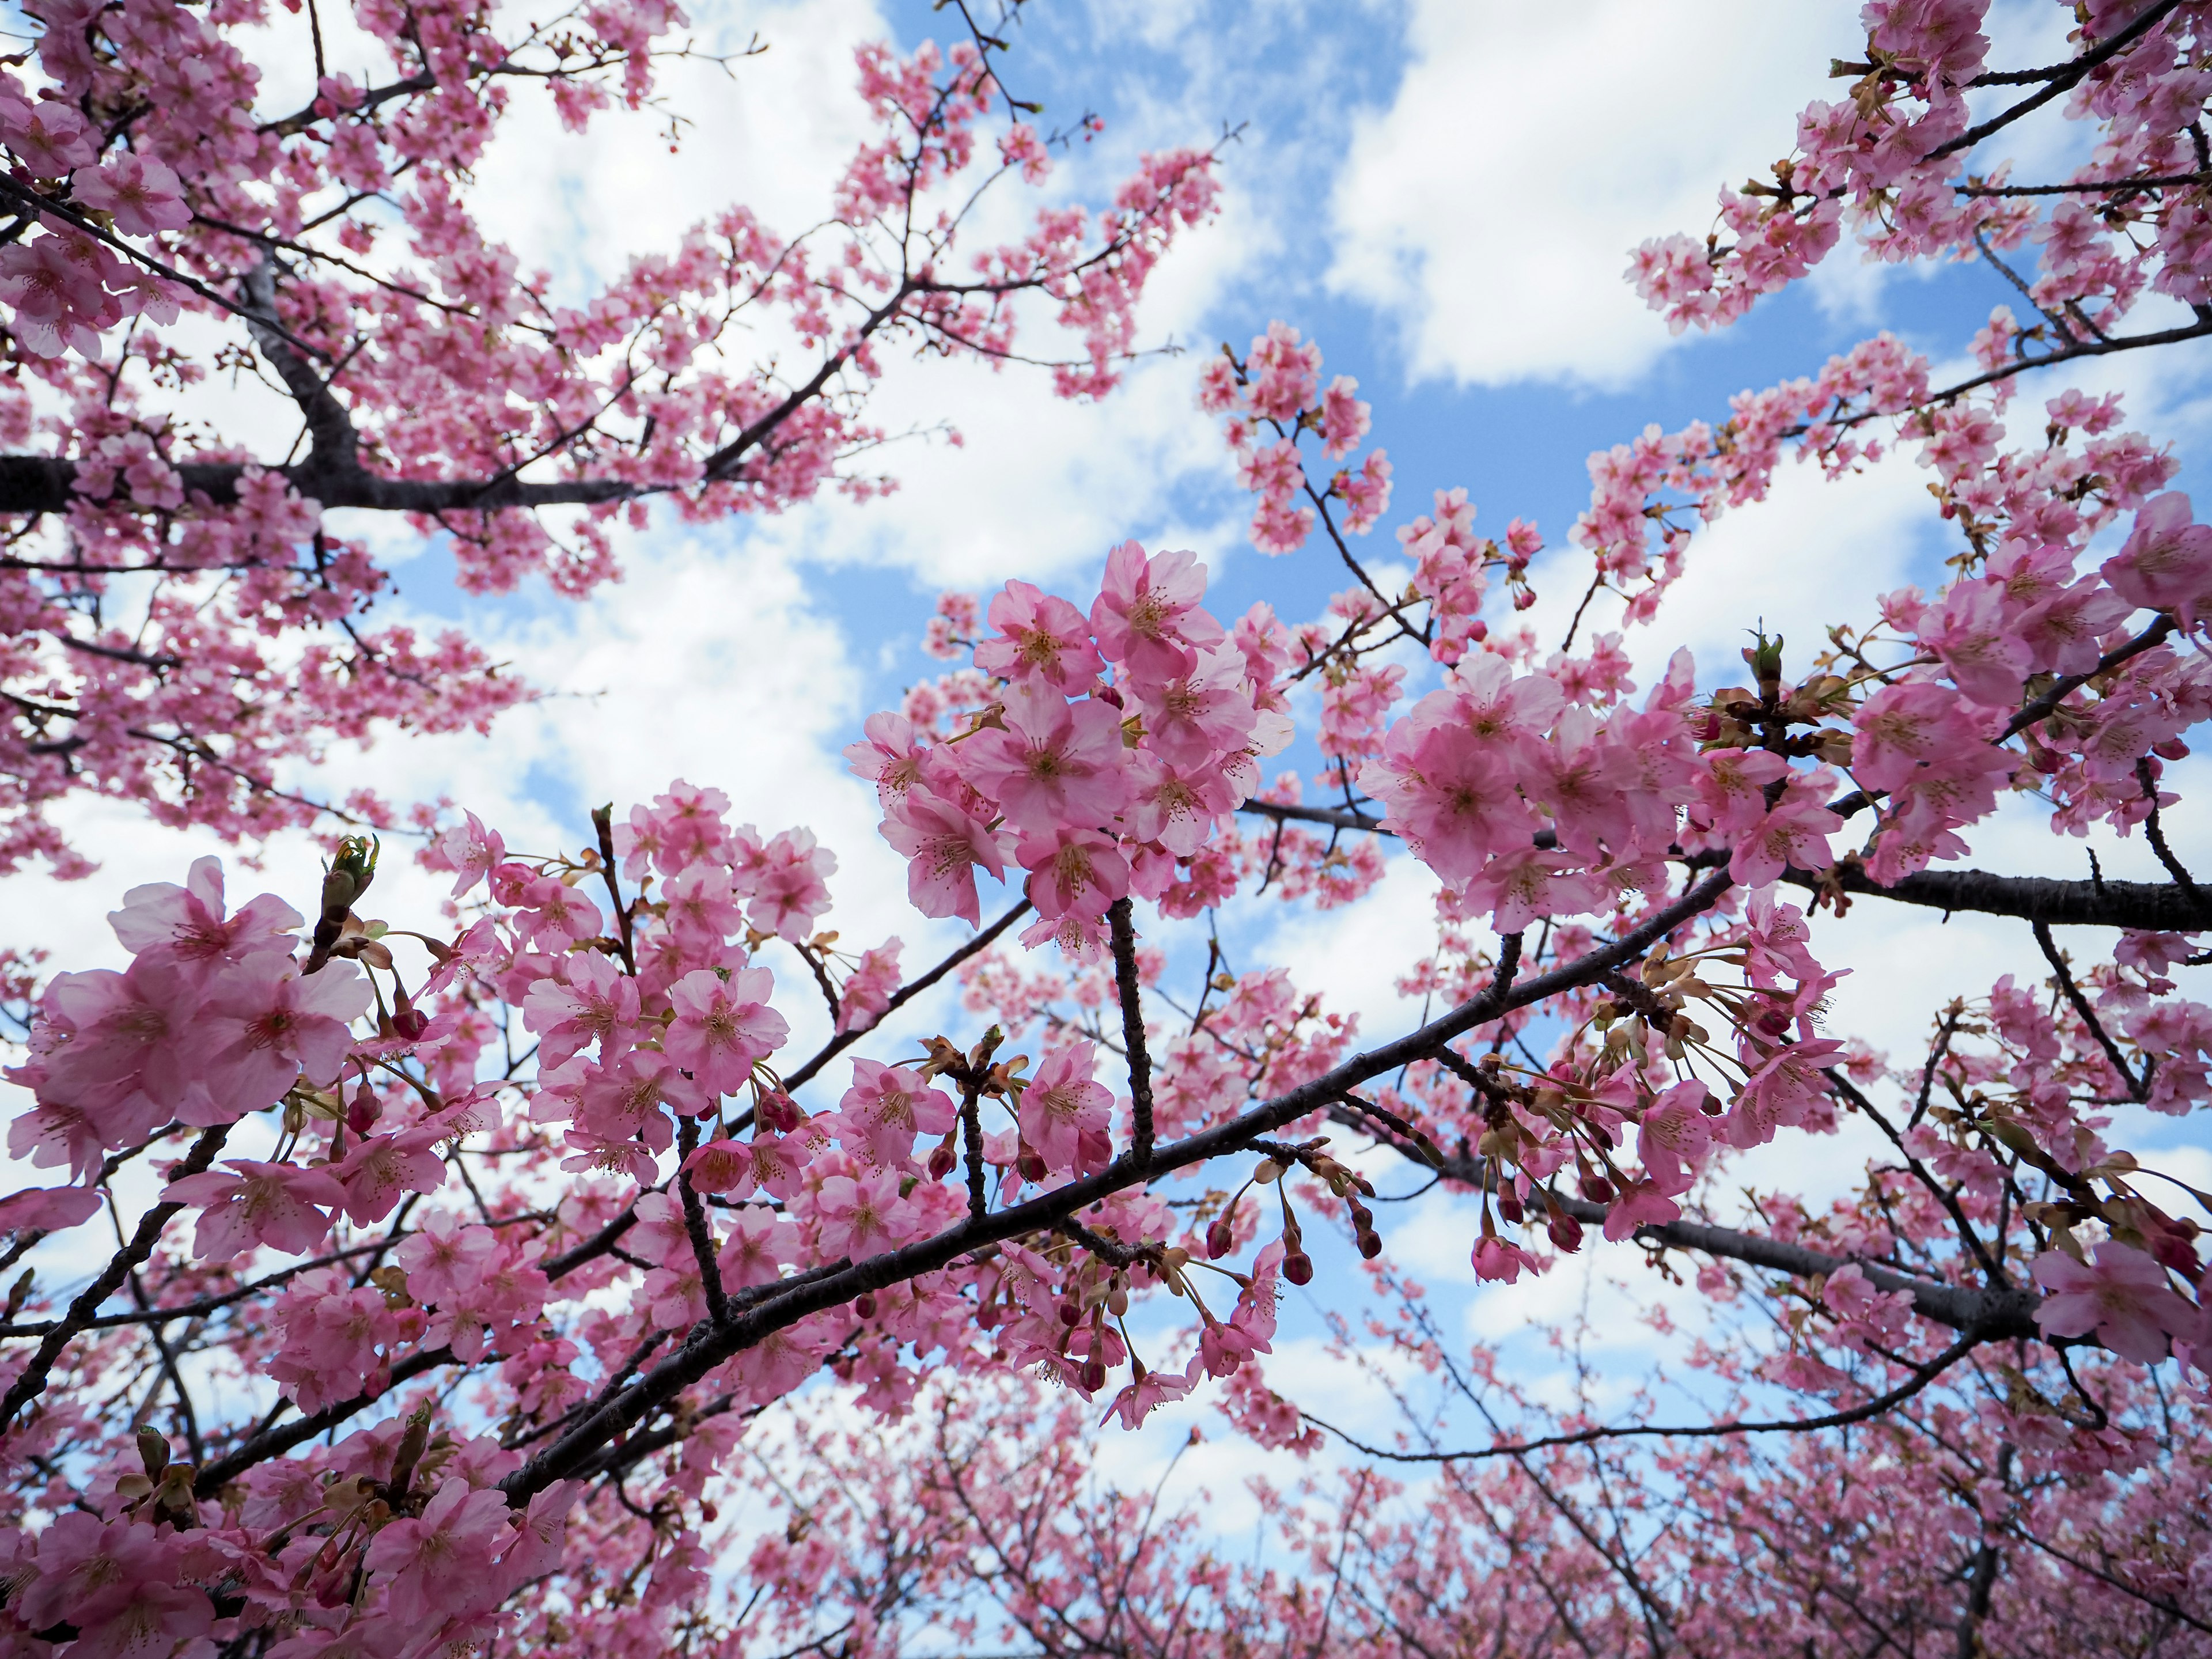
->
[1304, 1332, 1984, 1464]
[2035, 921, 2146, 1100]
[1107, 898, 1156, 1168]
[782, 899, 1030, 1092]
[498, 870, 1736, 1503]
[1953, 170, 2211, 196]
[0, 1126, 228, 1429]
[1245, 797, 2212, 931]
[674, 1116, 730, 1325]
[1931, 0, 2186, 158]
[1342, 1117, 2041, 1342]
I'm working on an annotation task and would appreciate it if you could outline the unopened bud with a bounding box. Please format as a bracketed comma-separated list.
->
[757, 1090, 801, 1134]
[1205, 1218, 1234, 1260]
[854, 1291, 877, 1320]
[927, 1140, 957, 1181]
[1355, 1230, 1382, 1260]
[1080, 1357, 1108, 1393]
[1282, 1251, 1314, 1286]
[1058, 1301, 1081, 1328]
[1497, 1191, 1524, 1225]
[1581, 1175, 1615, 1204]
[1547, 1211, 1585, 1254]
[346, 1081, 382, 1137]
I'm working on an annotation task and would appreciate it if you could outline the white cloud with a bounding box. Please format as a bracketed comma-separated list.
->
[1329, 0, 1865, 388]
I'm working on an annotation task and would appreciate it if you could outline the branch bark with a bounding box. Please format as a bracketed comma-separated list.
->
[496, 869, 1737, 1503]
[1237, 801, 2212, 931]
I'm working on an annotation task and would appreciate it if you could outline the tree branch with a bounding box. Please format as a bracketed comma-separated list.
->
[1301, 1332, 1985, 1463]
[498, 870, 1736, 1503]
[1107, 898, 1156, 1168]
[0, 1126, 228, 1429]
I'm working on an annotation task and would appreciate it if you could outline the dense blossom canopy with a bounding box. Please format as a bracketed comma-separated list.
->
[1, 0, 2210, 1656]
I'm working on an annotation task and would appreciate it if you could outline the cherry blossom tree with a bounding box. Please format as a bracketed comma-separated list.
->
[3, 1, 2212, 1656]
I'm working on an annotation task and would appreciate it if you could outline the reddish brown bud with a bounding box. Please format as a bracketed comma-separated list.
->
[1080, 1357, 1108, 1392]
[1547, 1211, 1585, 1254]
[927, 1141, 957, 1181]
[854, 1291, 877, 1320]
[1283, 1251, 1314, 1286]
[1355, 1230, 1382, 1260]
[758, 1089, 802, 1133]
[1206, 1218, 1234, 1259]
[1580, 1175, 1615, 1204]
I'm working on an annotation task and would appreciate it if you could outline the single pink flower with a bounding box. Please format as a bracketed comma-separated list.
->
[191, 956, 370, 1112]
[107, 855, 302, 970]
[960, 681, 1131, 835]
[1088, 540, 1224, 686]
[1099, 1353, 1202, 1430]
[811, 1169, 919, 1260]
[2033, 1241, 2202, 1364]
[362, 1474, 513, 1624]
[665, 965, 787, 1095]
[1017, 1042, 1112, 1175]
[835, 1058, 957, 1168]
[162, 1157, 349, 1261]
[882, 786, 1008, 925]
[974, 578, 1104, 692]
[2102, 491, 2212, 628]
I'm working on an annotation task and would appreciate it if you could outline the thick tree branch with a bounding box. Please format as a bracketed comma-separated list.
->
[1240, 800, 2212, 931]
[1107, 897, 1156, 1167]
[1332, 1111, 2044, 1343]
[498, 869, 1736, 1503]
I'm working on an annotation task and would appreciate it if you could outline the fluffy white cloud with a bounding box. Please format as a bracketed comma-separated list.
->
[1328, 0, 1866, 388]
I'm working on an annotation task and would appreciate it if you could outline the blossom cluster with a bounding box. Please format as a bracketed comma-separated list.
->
[849, 540, 1294, 955]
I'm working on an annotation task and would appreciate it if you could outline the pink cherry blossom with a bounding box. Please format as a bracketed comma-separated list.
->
[960, 681, 1131, 835]
[974, 579, 1106, 693]
[162, 1157, 349, 1261]
[1017, 1042, 1112, 1175]
[191, 956, 370, 1112]
[2033, 1242, 2202, 1364]
[362, 1475, 514, 1624]
[1088, 540, 1225, 685]
[665, 966, 787, 1095]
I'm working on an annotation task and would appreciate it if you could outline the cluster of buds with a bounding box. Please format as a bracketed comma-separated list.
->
[115, 1428, 199, 1528]
[1208, 1138, 1378, 1282]
[1691, 633, 1856, 762]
